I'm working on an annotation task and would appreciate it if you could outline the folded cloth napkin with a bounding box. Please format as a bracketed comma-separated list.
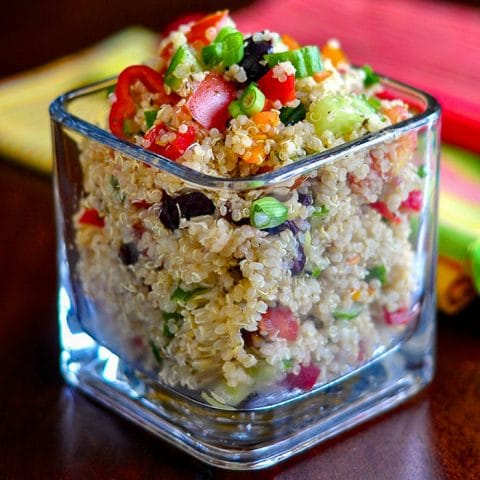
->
[0, 27, 157, 172]
[0, 7, 478, 313]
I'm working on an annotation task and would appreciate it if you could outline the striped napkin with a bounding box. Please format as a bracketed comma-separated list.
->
[0, 3, 478, 313]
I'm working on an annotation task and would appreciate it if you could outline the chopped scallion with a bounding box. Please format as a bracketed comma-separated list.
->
[228, 100, 243, 118]
[222, 31, 245, 67]
[366, 265, 387, 285]
[366, 96, 382, 112]
[362, 65, 380, 87]
[333, 304, 363, 320]
[171, 286, 210, 303]
[149, 340, 162, 364]
[165, 45, 201, 91]
[201, 42, 223, 67]
[250, 197, 289, 229]
[239, 83, 265, 116]
[311, 205, 329, 218]
[417, 164, 427, 178]
[280, 103, 306, 125]
[264, 46, 323, 78]
[310, 266, 322, 278]
[144, 110, 158, 130]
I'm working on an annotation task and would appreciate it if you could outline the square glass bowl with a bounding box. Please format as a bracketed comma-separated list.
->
[50, 76, 440, 470]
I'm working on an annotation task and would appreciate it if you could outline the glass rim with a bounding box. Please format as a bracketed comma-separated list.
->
[49, 73, 441, 191]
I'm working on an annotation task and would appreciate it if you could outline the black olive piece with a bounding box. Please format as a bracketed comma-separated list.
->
[290, 243, 306, 276]
[298, 192, 314, 206]
[265, 220, 300, 236]
[238, 38, 273, 83]
[159, 193, 180, 231]
[119, 242, 139, 265]
[176, 192, 215, 219]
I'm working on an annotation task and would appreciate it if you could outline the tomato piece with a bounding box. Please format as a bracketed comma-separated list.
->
[369, 201, 401, 224]
[144, 123, 195, 160]
[187, 73, 236, 130]
[284, 363, 320, 390]
[400, 190, 422, 212]
[258, 69, 296, 105]
[185, 10, 230, 45]
[383, 306, 415, 325]
[78, 208, 104, 227]
[259, 307, 299, 341]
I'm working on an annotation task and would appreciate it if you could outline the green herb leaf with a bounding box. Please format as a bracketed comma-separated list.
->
[333, 304, 363, 320]
[171, 286, 210, 303]
[310, 266, 322, 278]
[280, 103, 306, 125]
[366, 265, 387, 285]
[149, 340, 162, 364]
[311, 205, 329, 218]
[417, 164, 427, 178]
[144, 110, 158, 130]
[362, 65, 380, 87]
[250, 197, 289, 229]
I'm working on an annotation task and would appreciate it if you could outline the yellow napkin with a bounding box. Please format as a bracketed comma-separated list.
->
[0, 27, 157, 172]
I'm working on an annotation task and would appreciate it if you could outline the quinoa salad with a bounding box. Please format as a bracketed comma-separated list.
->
[74, 11, 425, 407]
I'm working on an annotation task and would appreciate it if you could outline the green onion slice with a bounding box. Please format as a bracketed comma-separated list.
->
[222, 31, 244, 67]
[228, 100, 243, 118]
[366, 265, 387, 285]
[201, 42, 223, 67]
[165, 45, 201, 91]
[250, 197, 289, 229]
[144, 110, 158, 130]
[239, 83, 265, 116]
[362, 65, 380, 87]
[171, 286, 210, 303]
[264, 46, 323, 78]
[311, 205, 329, 218]
[310, 266, 322, 278]
[280, 103, 306, 125]
[333, 304, 363, 320]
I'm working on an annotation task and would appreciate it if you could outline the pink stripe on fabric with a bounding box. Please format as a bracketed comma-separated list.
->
[441, 159, 480, 205]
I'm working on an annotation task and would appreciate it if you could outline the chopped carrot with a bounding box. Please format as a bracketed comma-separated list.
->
[289, 175, 307, 190]
[251, 111, 280, 129]
[351, 290, 362, 302]
[313, 71, 332, 83]
[281, 34, 301, 50]
[241, 145, 266, 164]
[321, 42, 349, 68]
[347, 253, 361, 265]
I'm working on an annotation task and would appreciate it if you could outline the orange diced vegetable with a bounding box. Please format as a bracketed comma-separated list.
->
[281, 34, 301, 50]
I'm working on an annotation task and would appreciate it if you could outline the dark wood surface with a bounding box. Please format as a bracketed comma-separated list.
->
[1, 161, 479, 479]
[1, 1, 480, 478]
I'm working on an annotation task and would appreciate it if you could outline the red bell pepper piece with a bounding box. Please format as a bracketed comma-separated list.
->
[400, 190, 422, 212]
[185, 10, 230, 46]
[187, 73, 236, 130]
[144, 123, 195, 160]
[259, 307, 299, 341]
[284, 363, 320, 390]
[109, 65, 174, 139]
[78, 208, 104, 227]
[369, 201, 401, 224]
[383, 306, 416, 326]
[258, 68, 296, 105]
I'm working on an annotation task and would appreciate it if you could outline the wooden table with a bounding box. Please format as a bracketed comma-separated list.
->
[1, 1, 480, 476]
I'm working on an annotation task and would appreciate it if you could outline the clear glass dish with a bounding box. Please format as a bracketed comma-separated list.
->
[50, 75, 440, 470]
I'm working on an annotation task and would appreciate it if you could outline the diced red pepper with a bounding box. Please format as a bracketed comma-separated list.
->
[258, 68, 296, 105]
[284, 363, 320, 390]
[185, 10, 230, 45]
[187, 73, 236, 130]
[259, 307, 299, 341]
[132, 200, 151, 209]
[369, 201, 401, 224]
[109, 65, 175, 139]
[400, 190, 422, 212]
[78, 208, 104, 227]
[144, 123, 196, 160]
[383, 306, 415, 326]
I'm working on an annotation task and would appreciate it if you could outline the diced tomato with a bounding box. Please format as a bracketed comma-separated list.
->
[369, 201, 401, 224]
[383, 306, 416, 326]
[400, 190, 422, 212]
[258, 69, 296, 105]
[185, 10, 230, 45]
[187, 73, 236, 130]
[78, 208, 104, 227]
[132, 200, 151, 209]
[284, 363, 320, 390]
[144, 123, 195, 160]
[259, 307, 299, 341]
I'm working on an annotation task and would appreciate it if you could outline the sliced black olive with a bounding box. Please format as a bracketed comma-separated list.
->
[119, 242, 139, 265]
[176, 192, 215, 219]
[238, 38, 273, 83]
[159, 193, 180, 231]
[298, 192, 313, 206]
[290, 243, 306, 276]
